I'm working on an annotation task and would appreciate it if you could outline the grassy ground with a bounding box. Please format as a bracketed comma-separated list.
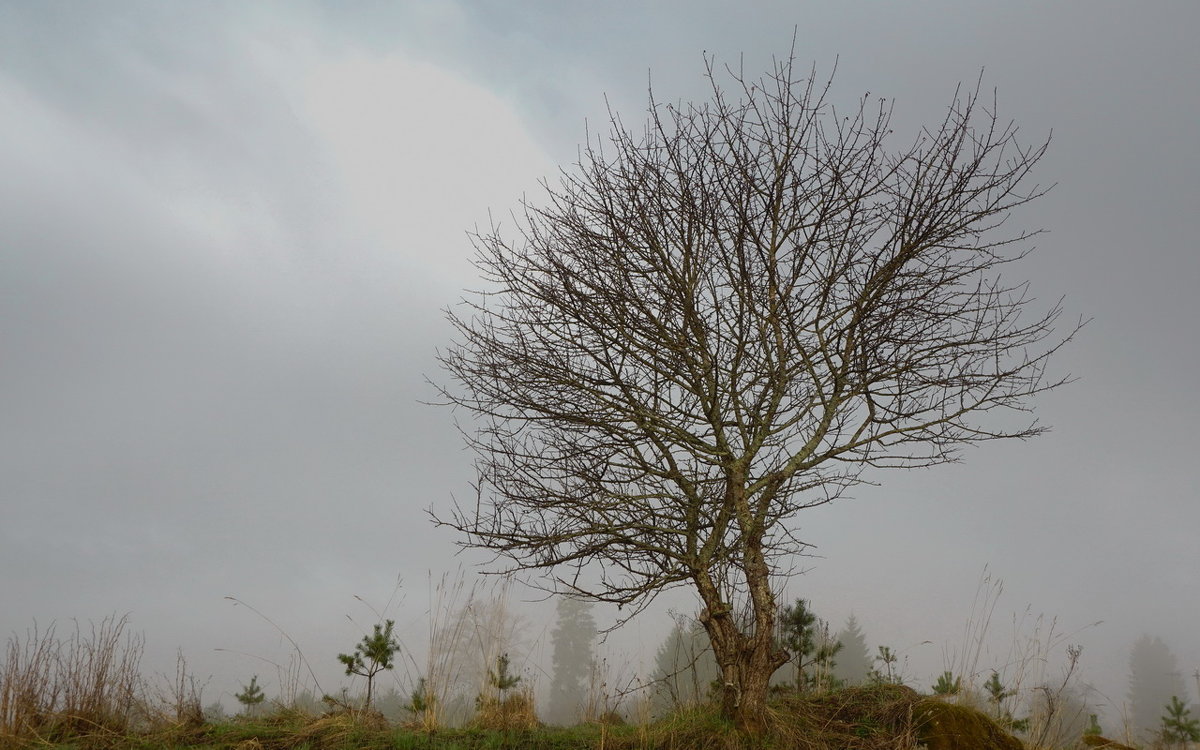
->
[2, 684, 1044, 750]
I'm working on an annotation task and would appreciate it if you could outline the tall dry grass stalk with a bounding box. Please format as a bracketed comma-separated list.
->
[222, 596, 325, 707]
[151, 648, 206, 727]
[944, 567, 1005, 686]
[582, 655, 642, 727]
[404, 571, 540, 729]
[941, 569, 1101, 749]
[463, 579, 529, 703]
[0, 614, 145, 744]
[1, 620, 59, 740]
[406, 569, 473, 730]
[1024, 644, 1092, 749]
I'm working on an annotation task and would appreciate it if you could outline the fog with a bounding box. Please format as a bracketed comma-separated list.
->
[2, 0, 1197, 734]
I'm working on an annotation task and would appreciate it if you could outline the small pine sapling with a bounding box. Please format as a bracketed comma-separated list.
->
[488, 653, 522, 699]
[983, 671, 1012, 705]
[777, 599, 842, 693]
[337, 619, 400, 711]
[1160, 695, 1200, 747]
[1083, 713, 1103, 737]
[406, 676, 436, 725]
[407, 676, 431, 713]
[983, 671, 1029, 732]
[869, 646, 900, 685]
[475, 653, 536, 730]
[931, 671, 962, 696]
[235, 675, 266, 716]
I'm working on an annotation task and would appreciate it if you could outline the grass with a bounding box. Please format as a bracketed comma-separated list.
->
[0, 612, 1096, 750]
[2, 684, 1040, 750]
[0, 614, 145, 747]
[1, 574, 1110, 750]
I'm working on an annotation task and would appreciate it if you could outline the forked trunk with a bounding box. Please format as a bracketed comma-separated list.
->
[690, 474, 791, 734]
[696, 566, 788, 733]
[698, 602, 788, 734]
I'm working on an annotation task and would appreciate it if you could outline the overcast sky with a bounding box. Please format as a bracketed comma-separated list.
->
[2, 0, 1197, 719]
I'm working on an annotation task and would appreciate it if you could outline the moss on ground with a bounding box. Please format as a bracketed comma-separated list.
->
[911, 697, 1023, 750]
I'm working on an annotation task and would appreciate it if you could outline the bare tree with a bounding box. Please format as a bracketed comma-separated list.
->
[435, 53, 1077, 734]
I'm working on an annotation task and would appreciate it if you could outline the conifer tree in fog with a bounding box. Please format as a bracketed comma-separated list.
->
[1128, 634, 1188, 740]
[547, 597, 597, 725]
[833, 615, 871, 686]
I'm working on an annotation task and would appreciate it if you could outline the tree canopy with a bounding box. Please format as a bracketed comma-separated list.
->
[436, 52, 1075, 732]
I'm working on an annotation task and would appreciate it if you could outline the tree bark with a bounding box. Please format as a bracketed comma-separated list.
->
[697, 597, 788, 733]
[695, 474, 789, 733]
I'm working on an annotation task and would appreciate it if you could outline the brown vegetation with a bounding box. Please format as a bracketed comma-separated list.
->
[473, 690, 540, 731]
[0, 615, 145, 746]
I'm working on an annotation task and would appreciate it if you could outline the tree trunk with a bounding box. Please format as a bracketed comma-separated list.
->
[703, 477, 790, 734]
[695, 542, 788, 734]
[736, 661, 773, 735]
[698, 602, 787, 734]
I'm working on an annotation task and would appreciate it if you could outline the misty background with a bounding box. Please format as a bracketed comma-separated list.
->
[2, 0, 1197, 731]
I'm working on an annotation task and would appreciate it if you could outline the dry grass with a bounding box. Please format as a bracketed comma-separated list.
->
[0, 614, 145, 746]
[473, 689, 540, 731]
[152, 648, 207, 729]
[940, 567, 1103, 749]
[160, 706, 390, 750]
[288, 708, 390, 748]
[0, 666, 1031, 750]
[772, 684, 926, 750]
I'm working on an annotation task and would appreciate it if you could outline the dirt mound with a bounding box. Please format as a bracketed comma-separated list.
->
[774, 684, 1025, 750]
[912, 698, 1023, 750]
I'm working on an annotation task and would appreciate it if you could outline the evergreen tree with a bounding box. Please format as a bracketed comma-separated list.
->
[776, 599, 841, 692]
[337, 619, 400, 711]
[1160, 696, 1200, 747]
[432, 588, 528, 724]
[235, 675, 266, 716]
[548, 597, 597, 725]
[475, 653, 525, 722]
[832, 615, 871, 686]
[868, 646, 901, 686]
[406, 676, 436, 721]
[931, 671, 962, 695]
[1128, 634, 1188, 740]
[488, 653, 522, 697]
[982, 671, 1029, 732]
